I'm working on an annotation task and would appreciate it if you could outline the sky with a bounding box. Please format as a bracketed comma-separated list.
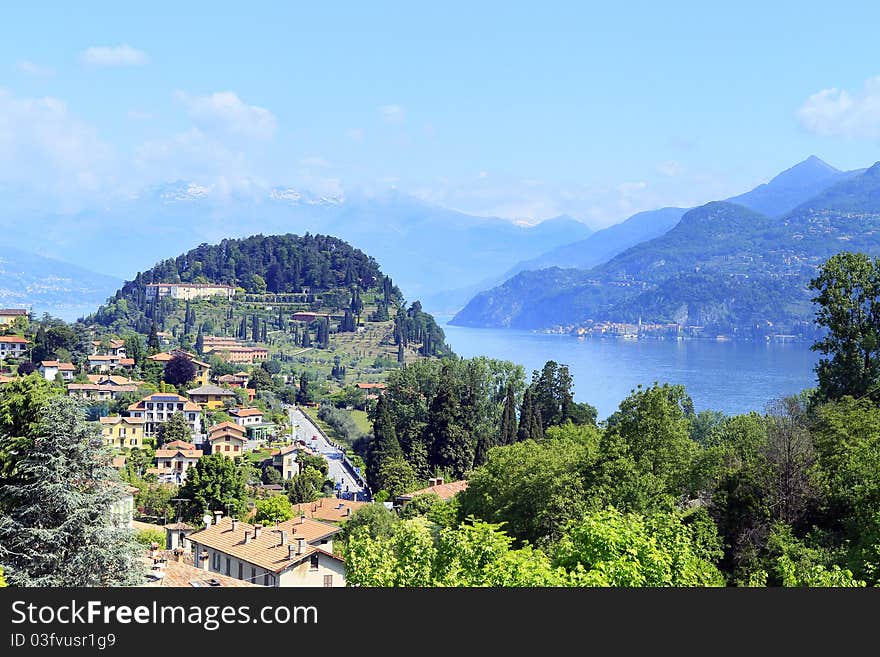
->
[2, 1, 880, 227]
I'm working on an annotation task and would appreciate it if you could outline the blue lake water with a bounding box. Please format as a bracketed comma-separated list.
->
[440, 320, 819, 421]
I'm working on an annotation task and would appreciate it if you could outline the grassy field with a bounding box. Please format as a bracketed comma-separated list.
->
[350, 410, 371, 434]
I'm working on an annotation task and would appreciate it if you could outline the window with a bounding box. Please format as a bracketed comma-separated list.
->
[212, 552, 220, 570]
[263, 572, 271, 586]
[225, 557, 230, 576]
[238, 562, 242, 580]
[310, 554, 320, 571]
[323, 575, 333, 587]
[251, 567, 256, 583]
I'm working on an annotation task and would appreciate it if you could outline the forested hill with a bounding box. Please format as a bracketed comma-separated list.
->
[452, 162, 880, 336]
[85, 233, 447, 355]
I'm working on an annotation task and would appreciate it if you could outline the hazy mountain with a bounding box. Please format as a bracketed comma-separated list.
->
[0, 246, 122, 321]
[452, 161, 880, 335]
[0, 186, 591, 316]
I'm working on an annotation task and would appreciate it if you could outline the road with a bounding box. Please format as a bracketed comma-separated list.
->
[287, 405, 365, 497]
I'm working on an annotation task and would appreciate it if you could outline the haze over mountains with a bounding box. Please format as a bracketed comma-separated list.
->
[0, 185, 592, 320]
[452, 157, 880, 335]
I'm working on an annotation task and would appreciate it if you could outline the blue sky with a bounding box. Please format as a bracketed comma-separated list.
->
[2, 1, 880, 226]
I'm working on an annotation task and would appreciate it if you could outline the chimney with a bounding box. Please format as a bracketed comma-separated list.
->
[254, 524, 262, 539]
[345, 507, 351, 517]
[299, 512, 305, 524]
[296, 537, 305, 555]
[214, 510, 223, 525]
[428, 477, 436, 487]
[199, 551, 210, 571]
[231, 518, 238, 532]
[435, 477, 444, 486]
[243, 531, 251, 545]
[279, 530, 288, 546]
[288, 544, 296, 560]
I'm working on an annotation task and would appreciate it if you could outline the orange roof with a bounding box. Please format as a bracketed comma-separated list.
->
[148, 351, 210, 368]
[0, 309, 28, 316]
[164, 440, 196, 450]
[292, 499, 369, 523]
[187, 516, 341, 573]
[111, 456, 127, 469]
[69, 383, 139, 393]
[143, 553, 259, 587]
[100, 415, 146, 425]
[208, 422, 247, 437]
[0, 374, 14, 384]
[231, 407, 263, 417]
[356, 382, 387, 390]
[0, 336, 29, 343]
[40, 361, 76, 370]
[155, 447, 203, 459]
[399, 479, 469, 502]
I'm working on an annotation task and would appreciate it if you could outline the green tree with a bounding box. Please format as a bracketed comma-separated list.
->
[809, 252, 880, 401]
[0, 373, 59, 482]
[426, 364, 472, 478]
[341, 501, 400, 541]
[195, 325, 205, 356]
[286, 466, 324, 504]
[156, 412, 192, 446]
[366, 395, 403, 488]
[499, 383, 518, 446]
[254, 495, 295, 525]
[0, 397, 145, 586]
[179, 453, 249, 521]
[554, 507, 725, 587]
[376, 456, 418, 499]
[147, 322, 160, 353]
[296, 371, 311, 404]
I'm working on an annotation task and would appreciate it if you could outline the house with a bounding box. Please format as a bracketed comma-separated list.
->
[155, 440, 203, 484]
[217, 371, 249, 387]
[201, 336, 240, 350]
[205, 346, 269, 364]
[38, 360, 76, 381]
[187, 384, 237, 409]
[268, 443, 314, 480]
[90, 339, 127, 357]
[0, 308, 28, 326]
[128, 392, 203, 438]
[165, 522, 196, 552]
[230, 407, 273, 440]
[230, 407, 264, 426]
[356, 382, 387, 400]
[0, 335, 29, 360]
[100, 415, 145, 449]
[291, 311, 329, 323]
[292, 498, 368, 523]
[143, 550, 259, 587]
[145, 283, 236, 302]
[147, 350, 210, 386]
[395, 477, 469, 507]
[67, 382, 141, 401]
[156, 331, 173, 346]
[188, 515, 345, 587]
[207, 422, 247, 458]
[111, 484, 139, 529]
[86, 374, 145, 387]
[87, 354, 135, 373]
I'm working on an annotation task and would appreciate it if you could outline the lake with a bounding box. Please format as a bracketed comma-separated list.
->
[440, 321, 819, 420]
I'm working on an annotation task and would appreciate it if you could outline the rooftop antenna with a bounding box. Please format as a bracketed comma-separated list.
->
[170, 497, 188, 524]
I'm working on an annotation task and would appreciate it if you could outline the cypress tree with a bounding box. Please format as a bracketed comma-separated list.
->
[195, 325, 204, 356]
[425, 364, 473, 478]
[366, 395, 403, 490]
[517, 387, 536, 442]
[500, 383, 518, 445]
[252, 314, 260, 342]
[147, 321, 160, 353]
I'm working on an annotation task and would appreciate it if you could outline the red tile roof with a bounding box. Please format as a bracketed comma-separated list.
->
[398, 479, 469, 502]
[231, 407, 263, 417]
[0, 336, 29, 343]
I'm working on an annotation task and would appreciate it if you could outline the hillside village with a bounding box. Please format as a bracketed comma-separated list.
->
[0, 280, 470, 588]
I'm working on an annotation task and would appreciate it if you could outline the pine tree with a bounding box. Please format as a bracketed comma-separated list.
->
[261, 320, 268, 343]
[147, 322, 160, 353]
[0, 397, 145, 586]
[301, 329, 311, 348]
[252, 314, 260, 342]
[239, 317, 247, 339]
[366, 395, 403, 489]
[517, 387, 542, 441]
[397, 342, 405, 364]
[425, 364, 473, 478]
[195, 325, 205, 356]
[500, 383, 518, 445]
[296, 372, 310, 405]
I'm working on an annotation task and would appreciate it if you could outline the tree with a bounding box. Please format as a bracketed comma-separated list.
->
[376, 456, 418, 499]
[554, 507, 725, 587]
[17, 361, 37, 376]
[296, 371, 311, 404]
[195, 325, 205, 356]
[247, 367, 274, 391]
[286, 466, 324, 504]
[366, 395, 403, 488]
[517, 387, 542, 441]
[0, 374, 59, 482]
[252, 315, 260, 342]
[426, 364, 472, 478]
[124, 333, 146, 367]
[499, 383, 518, 446]
[156, 412, 192, 446]
[341, 503, 400, 541]
[164, 353, 196, 386]
[179, 453, 249, 521]
[0, 397, 145, 586]
[809, 252, 880, 401]
[147, 322, 160, 353]
[254, 495, 295, 525]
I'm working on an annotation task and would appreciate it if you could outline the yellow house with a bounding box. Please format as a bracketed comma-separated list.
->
[100, 416, 146, 449]
[147, 350, 211, 386]
[187, 384, 237, 409]
[207, 422, 248, 458]
[0, 309, 28, 326]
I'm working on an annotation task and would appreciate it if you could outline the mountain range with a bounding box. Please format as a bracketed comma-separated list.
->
[0, 185, 592, 317]
[451, 157, 877, 334]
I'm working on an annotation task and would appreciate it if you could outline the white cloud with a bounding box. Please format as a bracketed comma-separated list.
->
[656, 160, 683, 176]
[379, 104, 405, 123]
[797, 76, 880, 138]
[0, 88, 115, 198]
[178, 91, 277, 140]
[80, 44, 148, 67]
[16, 60, 55, 77]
